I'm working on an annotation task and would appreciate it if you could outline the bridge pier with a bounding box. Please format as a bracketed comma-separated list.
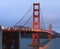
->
[32, 33, 40, 46]
[48, 34, 52, 40]
[0, 30, 2, 49]
[2, 30, 19, 49]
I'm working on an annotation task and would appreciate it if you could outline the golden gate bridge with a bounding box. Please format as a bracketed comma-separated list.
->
[0, 3, 58, 49]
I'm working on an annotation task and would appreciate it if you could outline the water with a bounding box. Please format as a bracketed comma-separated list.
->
[0, 30, 60, 49]
[46, 38, 60, 49]
[20, 38, 60, 49]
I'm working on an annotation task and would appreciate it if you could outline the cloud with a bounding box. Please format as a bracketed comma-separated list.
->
[0, 0, 60, 32]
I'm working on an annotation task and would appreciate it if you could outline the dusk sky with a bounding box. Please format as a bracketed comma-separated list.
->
[0, 0, 60, 33]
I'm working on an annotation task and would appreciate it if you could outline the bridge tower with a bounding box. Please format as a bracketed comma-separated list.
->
[32, 3, 40, 46]
[48, 24, 52, 40]
[49, 24, 52, 32]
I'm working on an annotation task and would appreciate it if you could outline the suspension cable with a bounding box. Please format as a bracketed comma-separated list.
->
[13, 5, 32, 26]
[23, 15, 32, 26]
[40, 8, 46, 29]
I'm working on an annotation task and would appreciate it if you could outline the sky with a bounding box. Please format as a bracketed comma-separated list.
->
[0, 0, 60, 33]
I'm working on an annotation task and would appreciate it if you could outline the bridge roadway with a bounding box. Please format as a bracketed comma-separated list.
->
[3, 27, 53, 36]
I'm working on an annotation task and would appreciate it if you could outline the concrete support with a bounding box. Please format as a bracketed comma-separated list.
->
[19, 31, 21, 49]
[0, 30, 2, 49]
[2, 30, 19, 49]
[48, 34, 52, 40]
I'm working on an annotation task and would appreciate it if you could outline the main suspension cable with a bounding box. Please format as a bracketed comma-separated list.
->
[23, 15, 32, 26]
[13, 5, 32, 26]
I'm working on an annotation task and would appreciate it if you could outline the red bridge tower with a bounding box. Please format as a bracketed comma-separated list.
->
[32, 3, 40, 46]
[48, 24, 52, 40]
